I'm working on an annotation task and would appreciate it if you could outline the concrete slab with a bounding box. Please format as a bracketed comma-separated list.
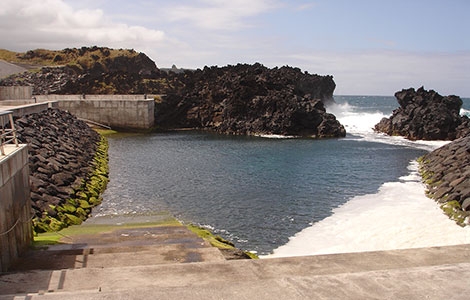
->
[2, 212, 469, 300]
[1, 250, 469, 299]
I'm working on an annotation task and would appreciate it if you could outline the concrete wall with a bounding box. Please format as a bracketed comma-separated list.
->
[35, 94, 158, 101]
[2, 94, 156, 130]
[0, 145, 32, 272]
[33, 95, 155, 130]
[0, 86, 32, 100]
[55, 99, 154, 130]
[5, 102, 57, 118]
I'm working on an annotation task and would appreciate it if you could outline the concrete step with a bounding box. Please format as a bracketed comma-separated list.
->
[8, 225, 226, 271]
[1, 244, 469, 299]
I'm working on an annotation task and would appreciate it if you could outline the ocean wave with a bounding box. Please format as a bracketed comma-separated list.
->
[461, 108, 470, 117]
[328, 101, 450, 151]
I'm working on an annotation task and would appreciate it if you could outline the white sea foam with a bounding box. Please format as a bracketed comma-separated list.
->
[461, 107, 470, 117]
[265, 161, 470, 258]
[255, 134, 297, 139]
[263, 101, 469, 258]
[327, 102, 386, 136]
[327, 102, 450, 151]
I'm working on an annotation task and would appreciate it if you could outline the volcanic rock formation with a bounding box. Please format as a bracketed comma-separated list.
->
[374, 87, 470, 140]
[1, 47, 346, 138]
[157, 64, 345, 137]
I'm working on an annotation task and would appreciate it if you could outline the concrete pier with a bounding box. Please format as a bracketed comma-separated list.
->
[35, 95, 155, 130]
[1, 94, 156, 130]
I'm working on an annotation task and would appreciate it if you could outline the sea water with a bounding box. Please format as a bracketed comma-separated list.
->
[96, 96, 470, 256]
[267, 96, 470, 257]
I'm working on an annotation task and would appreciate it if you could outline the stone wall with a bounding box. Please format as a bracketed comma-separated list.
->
[0, 145, 32, 272]
[419, 136, 470, 226]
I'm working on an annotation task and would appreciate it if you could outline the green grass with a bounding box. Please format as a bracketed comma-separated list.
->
[0, 47, 141, 70]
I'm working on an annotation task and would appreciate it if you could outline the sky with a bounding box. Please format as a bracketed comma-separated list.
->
[1, 0, 469, 96]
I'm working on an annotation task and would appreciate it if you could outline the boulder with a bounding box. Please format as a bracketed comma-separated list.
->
[374, 87, 469, 140]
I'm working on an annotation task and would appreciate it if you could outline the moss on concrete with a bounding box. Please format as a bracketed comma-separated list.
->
[187, 224, 258, 259]
[34, 213, 181, 247]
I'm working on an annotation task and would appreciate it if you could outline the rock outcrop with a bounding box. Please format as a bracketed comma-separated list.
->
[0, 47, 160, 94]
[374, 87, 470, 140]
[419, 136, 470, 226]
[14, 108, 108, 232]
[157, 64, 345, 137]
[1, 47, 346, 138]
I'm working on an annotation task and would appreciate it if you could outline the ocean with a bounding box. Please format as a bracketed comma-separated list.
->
[95, 95, 470, 256]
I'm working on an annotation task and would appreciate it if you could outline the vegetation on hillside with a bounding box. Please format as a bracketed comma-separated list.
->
[0, 46, 146, 71]
[0, 46, 161, 94]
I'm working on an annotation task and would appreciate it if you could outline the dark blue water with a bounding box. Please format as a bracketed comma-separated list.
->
[97, 96, 469, 255]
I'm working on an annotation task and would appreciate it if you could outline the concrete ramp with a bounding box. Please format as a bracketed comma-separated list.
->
[1, 222, 469, 300]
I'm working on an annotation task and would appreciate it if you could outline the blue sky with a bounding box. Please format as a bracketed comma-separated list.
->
[1, 0, 469, 96]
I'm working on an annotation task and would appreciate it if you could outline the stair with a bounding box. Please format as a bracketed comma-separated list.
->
[1, 221, 469, 299]
[9, 225, 225, 272]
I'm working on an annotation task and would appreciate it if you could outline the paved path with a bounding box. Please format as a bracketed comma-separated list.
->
[0, 60, 27, 78]
[1, 220, 469, 299]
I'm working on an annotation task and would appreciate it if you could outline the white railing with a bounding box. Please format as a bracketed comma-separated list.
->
[0, 111, 18, 155]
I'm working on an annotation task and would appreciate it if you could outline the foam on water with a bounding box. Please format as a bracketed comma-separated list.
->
[461, 107, 470, 117]
[255, 134, 297, 139]
[265, 161, 470, 258]
[327, 102, 450, 151]
[264, 100, 469, 258]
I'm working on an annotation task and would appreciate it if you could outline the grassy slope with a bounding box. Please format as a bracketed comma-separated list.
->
[0, 47, 141, 69]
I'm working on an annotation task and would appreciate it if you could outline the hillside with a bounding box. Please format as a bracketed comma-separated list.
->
[0, 47, 157, 73]
[0, 46, 161, 94]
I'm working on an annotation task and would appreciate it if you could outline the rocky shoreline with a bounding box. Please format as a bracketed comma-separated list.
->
[1, 47, 346, 138]
[14, 108, 109, 232]
[375, 87, 470, 140]
[419, 136, 470, 226]
[373, 87, 470, 226]
[156, 64, 345, 138]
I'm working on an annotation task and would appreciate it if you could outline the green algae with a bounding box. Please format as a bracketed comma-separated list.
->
[33, 134, 110, 233]
[440, 201, 469, 227]
[187, 224, 235, 249]
[187, 224, 259, 259]
[418, 155, 469, 227]
[33, 214, 182, 247]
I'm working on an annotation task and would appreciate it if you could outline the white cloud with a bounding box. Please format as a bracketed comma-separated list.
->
[286, 51, 470, 97]
[167, 0, 280, 30]
[294, 2, 318, 11]
[1, 0, 468, 97]
[0, 0, 165, 51]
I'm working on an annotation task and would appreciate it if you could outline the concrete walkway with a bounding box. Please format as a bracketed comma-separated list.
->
[1, 222, 469, 299]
